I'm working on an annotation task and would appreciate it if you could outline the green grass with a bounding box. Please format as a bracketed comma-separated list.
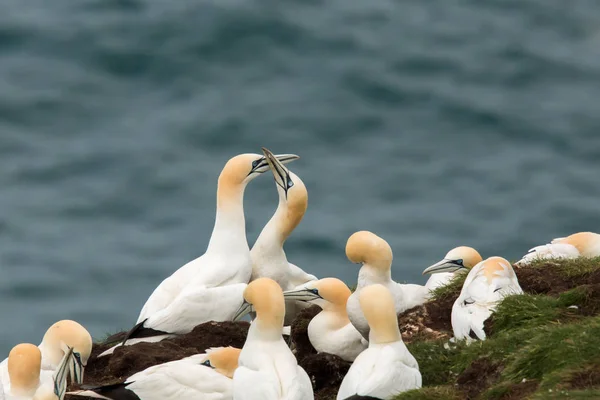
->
[392, 257, 600, 399]
[429, 272, 467, 302]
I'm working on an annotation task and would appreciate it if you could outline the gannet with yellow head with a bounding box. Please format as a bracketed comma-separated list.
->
[337, 284, 421, 399]
[516, 232, 600, 266]
[1, 320, 92, 394]
[99, 152, 299, 357]
[232, 278, 313, 400]
[283, 277, 367, 361]
[422, 246, 483, 291]
[251, 147, 317, 325]
[345, 231, 429, 340]
[68, 346, 241, 400]
[452, 256, 523, 342]
[3, 342, 74, 400]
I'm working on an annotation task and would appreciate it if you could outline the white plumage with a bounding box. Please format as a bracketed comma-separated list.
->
[516, 232, 600, 266]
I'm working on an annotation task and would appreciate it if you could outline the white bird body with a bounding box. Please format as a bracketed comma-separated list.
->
[516, 232, 600, 266]
[424, 272, 454, 291]
[452, 256, 523, 341]
[232, 278, 314, 400]
[337, 284, 421, 400]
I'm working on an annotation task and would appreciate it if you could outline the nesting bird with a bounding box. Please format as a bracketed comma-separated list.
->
[345, 231, 429, 340]
[422, 246, 483, 291]
[233, 278, 314, 400]
[451, 256, 523, 342]
[68, 346, 241, 400]
[337, 284, 422, 400]
[516, 232, 600, 266]
[250, 147, 317, 325]
[99, 152, 299, 356]
[283, 277, 367, 362]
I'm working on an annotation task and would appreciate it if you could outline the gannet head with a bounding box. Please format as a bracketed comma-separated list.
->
[480, 256, 515, 283]
[233, 278, 285, 330]
[283, 277, 351, 310]
[39, 320, 92, 384]
[8, 343, 41, 397]
[555, 232, 600, 257]
[201, 346, 242, 379]
[422, 246, 482, 275]
[359, 284, 401, 344]
[345, 231, 393, 270]
[262, 147, 308, 239]
[219, 153, 299, 186]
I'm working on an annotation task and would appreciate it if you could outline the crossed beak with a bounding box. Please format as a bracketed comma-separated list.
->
[282, 288, 322, 302]
[249, 153, 299, 175]
[233, 300, 254, 321]
[262, 147, 294, 198]
[422, 259, 467, 275]
[54, 345, 73, 398]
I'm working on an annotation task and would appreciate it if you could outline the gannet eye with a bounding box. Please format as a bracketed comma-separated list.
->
[310, 288, 319, 295]
[201, 359, 213, 368]
[287, 177, 294, 189]
[455, 259, 464, 266]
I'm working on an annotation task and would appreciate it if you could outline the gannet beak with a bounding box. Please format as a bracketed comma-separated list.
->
[233, 300, 254, 321]
[422, 259, 467, 275]
[249, 153, 299, 175]
[262, 147, 294, 198]
[54, 345, 74, 398]
[282, 287, 322, 302]
[70, 351, 85, 384]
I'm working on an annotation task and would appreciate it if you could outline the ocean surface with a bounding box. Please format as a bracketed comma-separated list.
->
[1, 0, 600, 354]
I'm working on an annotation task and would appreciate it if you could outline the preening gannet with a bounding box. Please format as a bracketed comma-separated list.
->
[283, 277, 367, 362]
[516, 232, 600, 266]
[1, 320, 92, 391]
[68, 346, 241, 400]
[452, 256, 523, 342]
[99, 153, 299, 357]
[232, 278, 314, 400]
[250, 147, 317, 325]
[337, 284, 421, 400]
[2, 342, 74, 400]
[422, 246, 483, 291]
[345, 231, 429, 340]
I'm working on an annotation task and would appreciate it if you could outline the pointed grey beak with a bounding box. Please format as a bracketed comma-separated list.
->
[233, 300, 254, 321]
[283, 287, 322, 302]
[54, 346, 74, 398]
[422, 259, 467, 275]
[262, 147, 294, 198]
[249, 153, 299, 175]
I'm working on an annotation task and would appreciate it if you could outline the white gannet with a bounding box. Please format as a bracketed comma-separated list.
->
[337, 284, 421, 400]
[99, 152, 299, 357]
[345, 231, 429, 340]
[250, 147, 317, 326]
[2, 342, 74, 400]
[1, 320, 92, 390]
[451, 256, 523, 342]
[516, 232, 600, 266]
[68, 346, 241, 400]
[283, 277, 367, 362]
[232, 278, 314, 400]
[422, 246, 483, 291]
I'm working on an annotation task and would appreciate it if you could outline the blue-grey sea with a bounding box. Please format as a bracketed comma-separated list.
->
[1, 0, 600, 355]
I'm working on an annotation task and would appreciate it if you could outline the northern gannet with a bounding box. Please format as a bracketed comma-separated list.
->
[1, 320, 92, 391]
[99, 153, 299, 357]
[250, 147, 317, 325]
[516, 232, 600, 266]
[422, 246, 483, 291]
[452, 256, 523, 342]
[345, 231, 429, 340]
[283, 277, 367, 361]
[2, 342, 74, 400]
[68, 346, 241, 400]
[232, 278, 314, 400]
[337, 284, 421, 400]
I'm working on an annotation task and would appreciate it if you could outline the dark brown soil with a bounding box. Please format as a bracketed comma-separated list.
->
[290, 305, 320, 359]
[456, 357, 503, 399]
[563, 360, 600, 390]
[495, 380, 540, 400]
[515, 261, 600, 296]
[301, 353, 352, 400]
[396, 292, 456, 343]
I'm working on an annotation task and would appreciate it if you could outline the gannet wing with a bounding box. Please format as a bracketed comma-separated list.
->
[143, 283, 247, 334]
[232, 367, 280, 400]
[516, 243, 580, 265]
[336, 352, 369, 400]
[398, 283, 429, 309]
[287, 262, 318, 288]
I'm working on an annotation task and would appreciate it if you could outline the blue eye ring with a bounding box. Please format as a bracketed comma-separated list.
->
[201, 360, 212, 368]
[310, 288, 319, 295]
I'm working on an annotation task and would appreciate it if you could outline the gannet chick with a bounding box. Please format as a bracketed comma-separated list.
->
[3, 343, 74, 400]
[516, 232, 600, 266]
[250, 147, 317, 325]
[1, 320, 92, 391]
[68, 346, 241, 400]
[345, 231, 429, 340]
[99, 152, 299, 357]
[283, 277, 367, 361]
[452, 256, 523, 342]
[422, 246, 483, 291]
[232, 278, 313, 400]
[337, 284, 421, 400]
